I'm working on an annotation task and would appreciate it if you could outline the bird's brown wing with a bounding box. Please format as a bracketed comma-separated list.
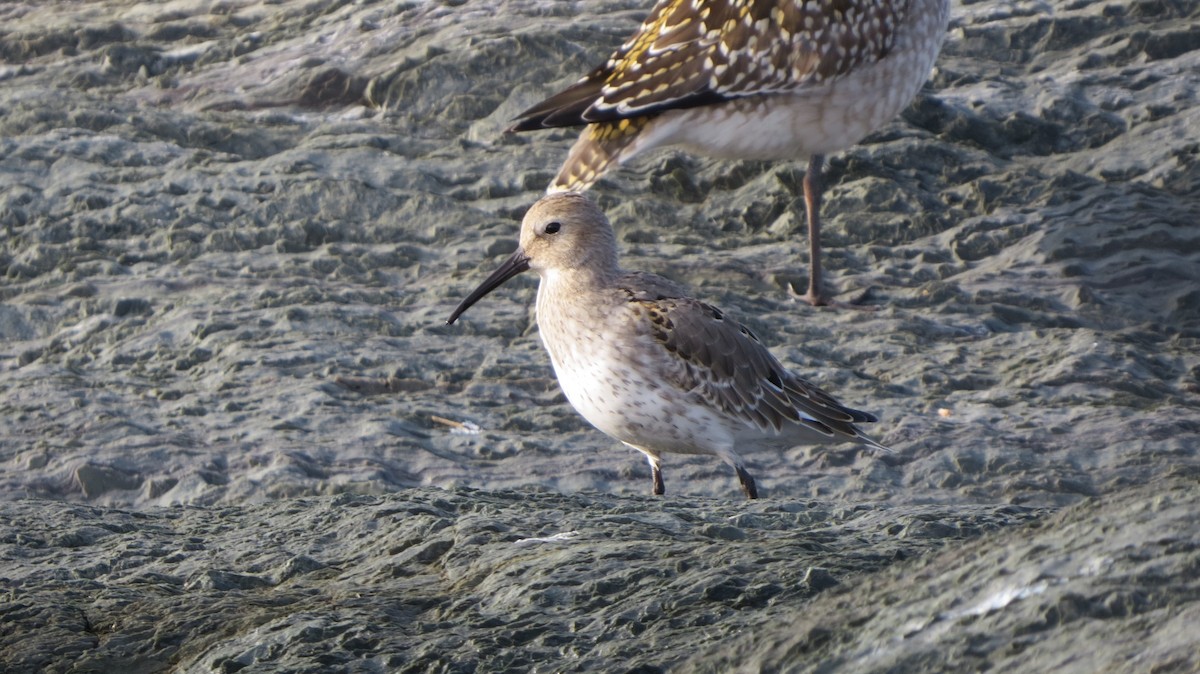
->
[510, 0, 908, 132]
[619, 283, 880, 441]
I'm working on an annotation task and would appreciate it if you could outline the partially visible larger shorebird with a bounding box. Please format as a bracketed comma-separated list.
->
[508, 0, 952, 306]
[447, 193, 889, 499]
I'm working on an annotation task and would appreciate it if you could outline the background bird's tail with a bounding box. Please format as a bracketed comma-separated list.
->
[548, 118, 651, 193]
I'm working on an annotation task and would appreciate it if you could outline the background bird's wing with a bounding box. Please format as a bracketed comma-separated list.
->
[510, 0, 907, 131]
[622, 287, 877, 438]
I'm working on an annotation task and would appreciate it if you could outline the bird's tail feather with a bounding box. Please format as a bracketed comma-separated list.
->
[548, 118, 652, 193]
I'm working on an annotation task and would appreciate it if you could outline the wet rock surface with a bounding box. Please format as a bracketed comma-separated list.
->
[0, 489, 1042, 673]
[1, 0, 1198, 671]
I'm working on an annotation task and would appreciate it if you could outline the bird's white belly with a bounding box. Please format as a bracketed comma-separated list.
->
[665, 73, 922, 159]
[545, 338, 732, 458]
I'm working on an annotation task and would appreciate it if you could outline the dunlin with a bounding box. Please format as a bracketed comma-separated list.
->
[508, 0, 952, 305]
[447, 193, 889, 499]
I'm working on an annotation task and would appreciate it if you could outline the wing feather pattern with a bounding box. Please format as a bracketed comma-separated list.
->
[617, 273, 882, 445]
[510, 0, 908, 132]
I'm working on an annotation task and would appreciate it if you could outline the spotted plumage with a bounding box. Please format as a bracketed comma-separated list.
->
[508, 0, 951, 305]
[447, 192, 890, 499]
[512, 0, 906, 129]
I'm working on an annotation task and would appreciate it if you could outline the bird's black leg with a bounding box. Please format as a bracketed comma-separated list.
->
[802, 154, 826, 307]
[735, 465, 758, 500]
[651, 462, 665, 496]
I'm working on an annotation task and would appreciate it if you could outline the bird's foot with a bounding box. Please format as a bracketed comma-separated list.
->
[788, 283, 881, 311]
[735, 465, 759, 500]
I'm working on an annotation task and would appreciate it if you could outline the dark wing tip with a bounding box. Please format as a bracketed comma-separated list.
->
[507, 75, 607, 133]
[848, 408, 879, 424]
[508, 75, 735, 133]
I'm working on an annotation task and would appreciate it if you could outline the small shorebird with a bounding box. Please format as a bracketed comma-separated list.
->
[508, 0, 952, 305]
[447, 193, 889, 499]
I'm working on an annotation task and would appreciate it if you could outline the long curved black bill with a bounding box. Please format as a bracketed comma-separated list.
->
[446, 249, 531, 325]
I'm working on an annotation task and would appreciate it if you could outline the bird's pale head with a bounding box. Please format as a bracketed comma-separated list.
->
[518, 192, 618, 276]
[446, 192, 618, 325]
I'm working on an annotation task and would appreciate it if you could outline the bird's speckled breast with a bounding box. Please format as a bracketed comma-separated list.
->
[535, 283, 735, 457]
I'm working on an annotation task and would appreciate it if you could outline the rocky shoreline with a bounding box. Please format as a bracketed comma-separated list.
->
[2, 0, 1198, 671]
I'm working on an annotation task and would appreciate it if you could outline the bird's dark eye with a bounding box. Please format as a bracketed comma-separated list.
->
[544, 221, 561, 234]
